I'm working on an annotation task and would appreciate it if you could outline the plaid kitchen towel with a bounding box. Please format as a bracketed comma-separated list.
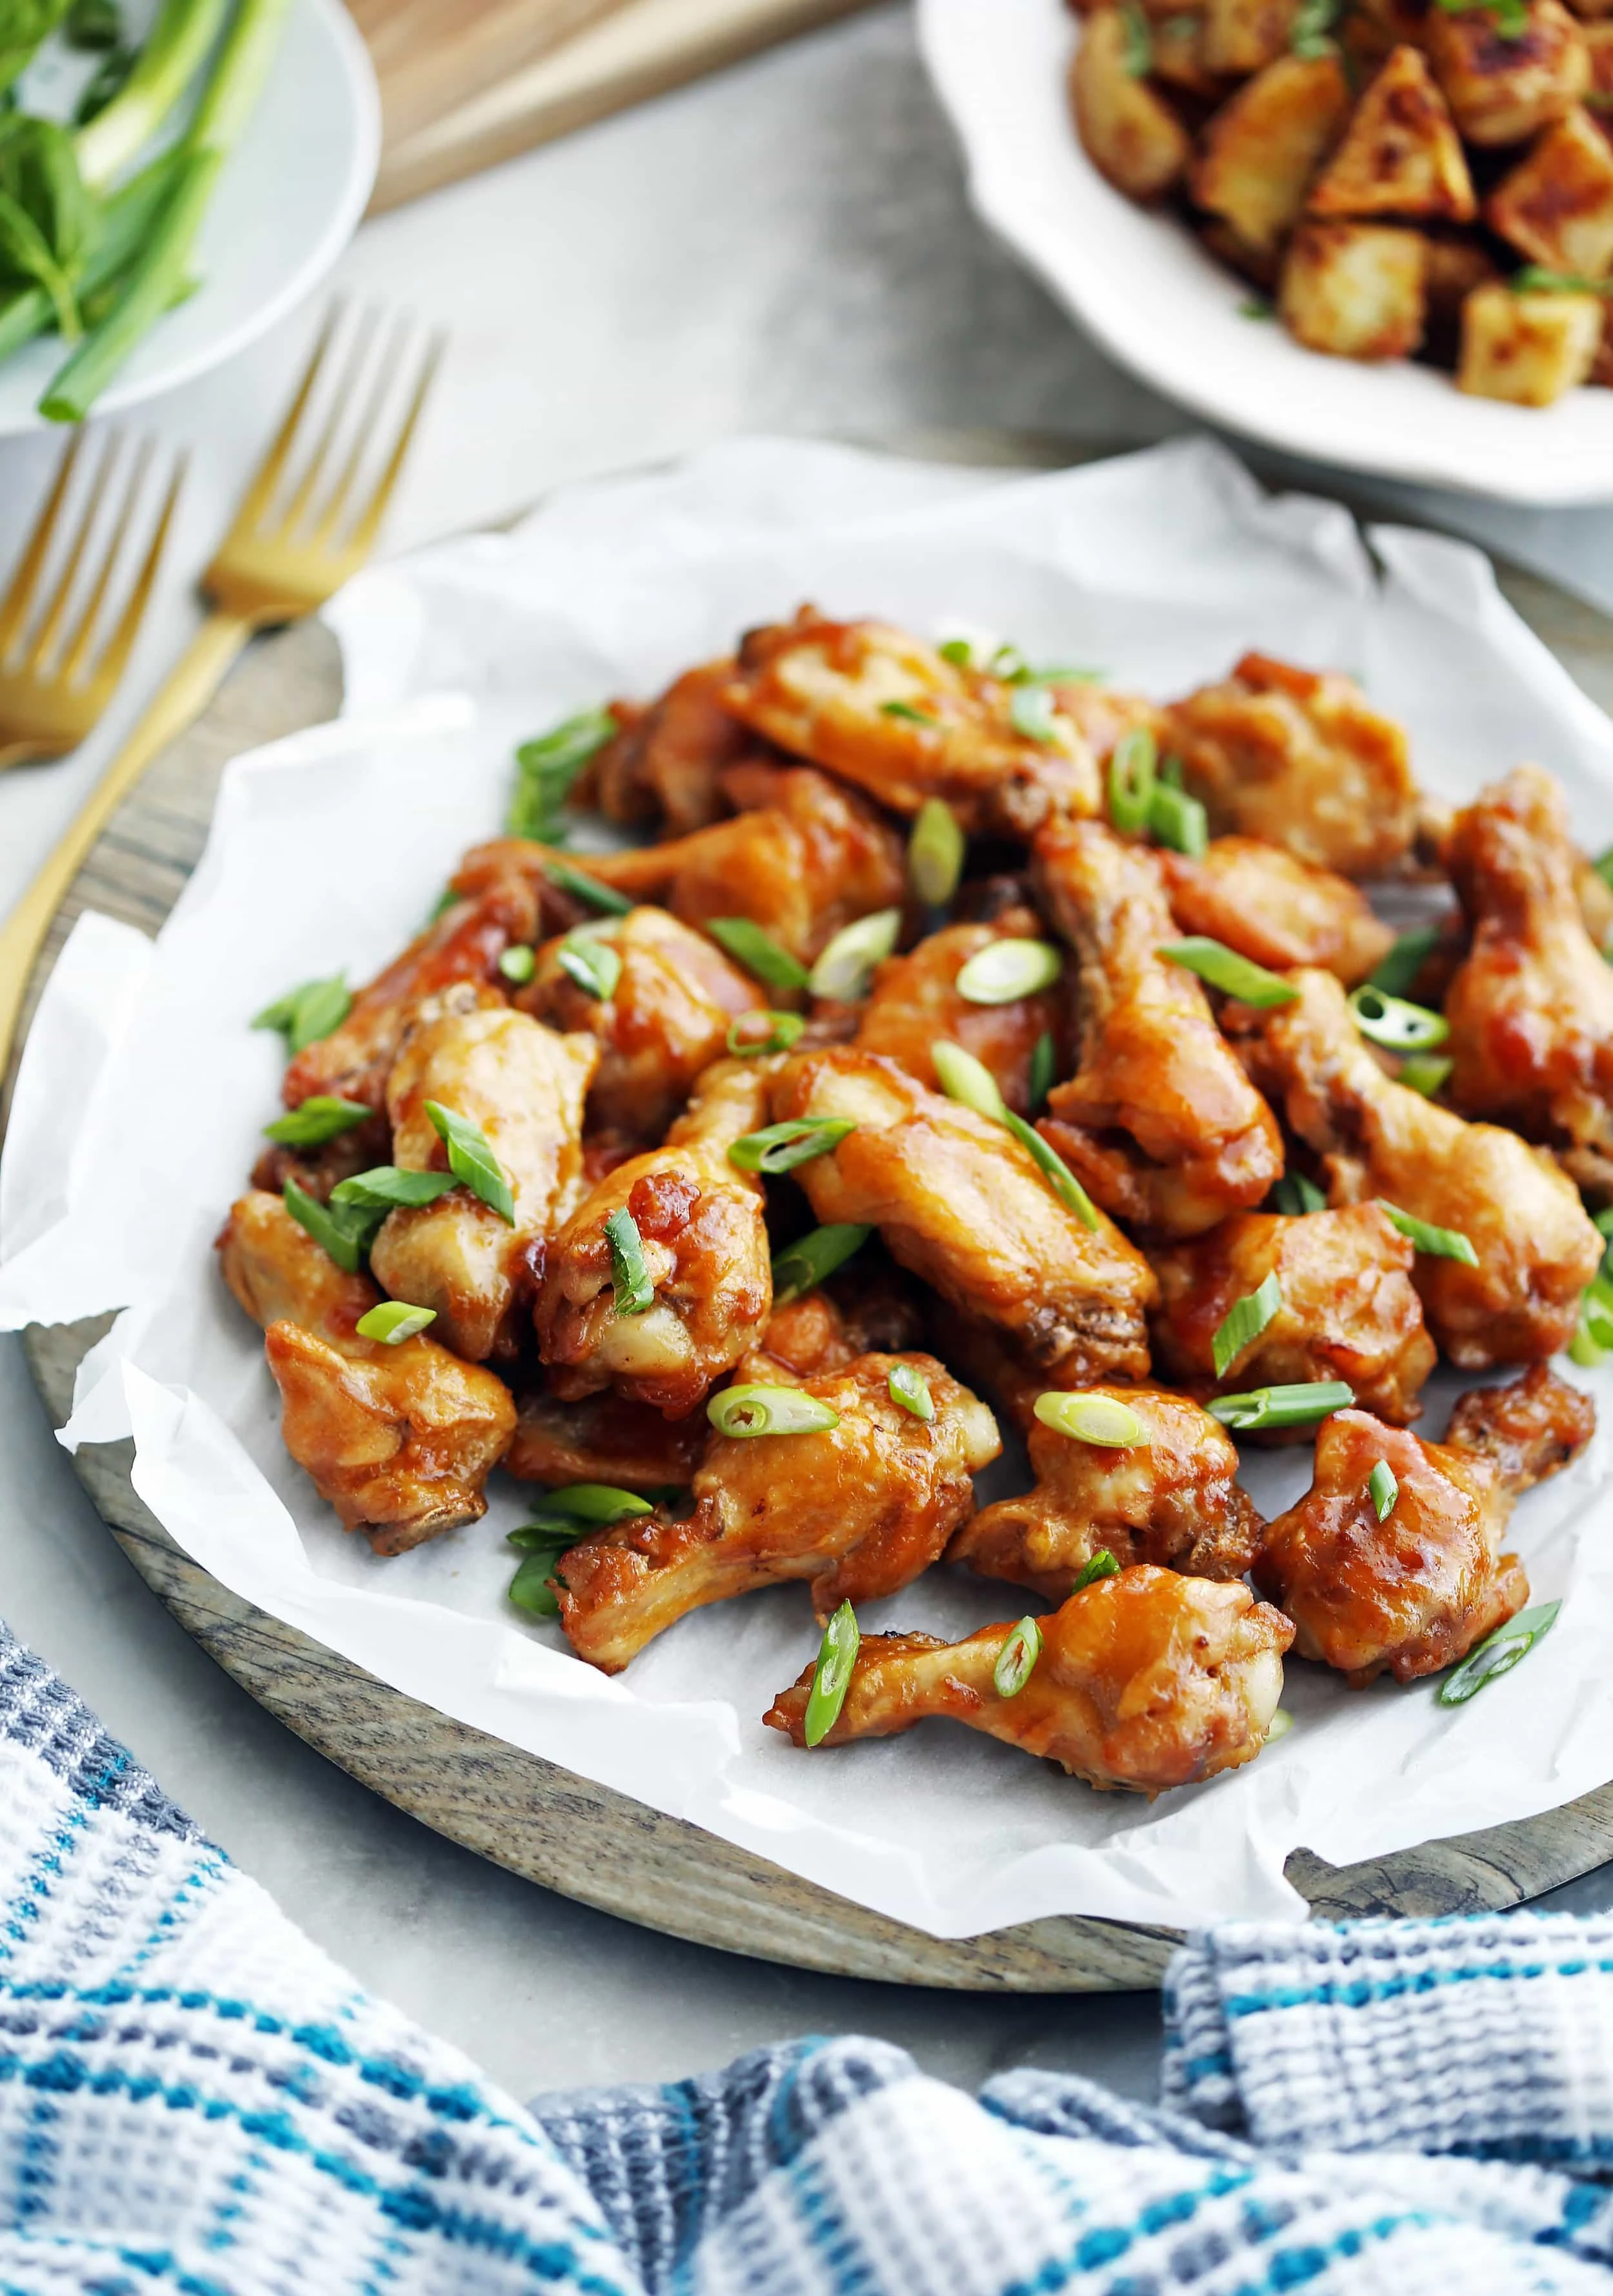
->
[5, 1612, 1613, 2295]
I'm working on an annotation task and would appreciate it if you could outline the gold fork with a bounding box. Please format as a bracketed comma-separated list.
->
[0, 306, 445, 1096]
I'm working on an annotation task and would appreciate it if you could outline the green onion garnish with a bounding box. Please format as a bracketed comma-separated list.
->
[938, 637, 974, 668]
[425, 1102, 516, 1226]
[1107, 727, 1156, 835]
[990, 642, 1029, 682]
[888, 1362, 934, 1420]
[1370, 926, 1441, 999]
[1119, 0, 1153, 71]
[1158, 753, 1184, 787]
[908, 798, 966, 907]
[499, 944, 537, 986]
[1368, 1460, 1398, 1522]
[707, 1384, 842, 1438]
[330, 1167, 457, 1213]
[263, 1096, 370, 1149]
[1398, 1053, 1453, 1098]
[881, 699, 937, 726]
[1028, 1030, 1056, 1115]
[517, 1483, 653, 1528]
[508, 707, 617, 841]
[1571, 1279, 1613, 1366]
[1438, 1601, 1560, 1706]
[356, 1300, 437, 1346]
[1209, 1380, 1354, 1432]
[992, 1616, 1043, 1699]
[1009, 684, 1059, 743]
[804, 1599, 859, 1745]
[728, 1118, 856, 1175]
[1266, 1709, 1294, 1744]
[706, 917, 810, 991]
[1033, 1391, 1145, 1447]
[1148, 781, 1208, 858]
[508, 1546, 569, 1619]
[426, 887, 461, 923]
[1596, 846, 1613, 891]
[808, 909, 903, 1001]
[1349, 984, 1450, 1053]
[1160, 938, 1299, 1008]
[1271, 1172, 1326, 1215]
[605, 1206, 654, 1315]
[1378, 1201, 1478, 1266]
[1074, 1548, 1122, 1590]
[543, 859, 633, 916]
[283, 1179, 368, 1275]
[956, 938, 1063, 1006]
[726, 1010, 806, 1057]
[931, 1039, 1098, 1228]
[558, 930, 623, 1003]
[771, 1223, 872, 1303]
[252, 973, 351, 1057]
[1212, 1270, 1282, 1379]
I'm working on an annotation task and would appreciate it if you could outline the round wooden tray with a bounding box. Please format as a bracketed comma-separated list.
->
[17, 474, 1613, 1990]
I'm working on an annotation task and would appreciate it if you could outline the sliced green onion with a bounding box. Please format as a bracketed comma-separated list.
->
[252, 973, 351, 1056]
[1370, 926, 1441, 999]
[1009, 684, 1059, 743]
[426, 886, 460, 923]
[888, 1362, 935, 1421]
[1398, 1053, 1453, 1098]
[708, 1384, 842, 1438]
[508, 708, 616, 840]
[508, 1546, 568, 1618]
[1148, 782, 1208, 858]
[1119, 0, 1153, 70]
[1265, 1708, 1294, 1744]
[605, 1206, 654, 1315]
[706, 918, 810, 991]
[1378, 1201, 1478, 1267]
[1028, 1031, 1056, 1115]
[1598, 1206, 1613, 1241]
[499, 944, 537, 986]
[1160, 939, 1298, 1008]
[992, 1616, 1043, 1699]
[1349, 984, 1450, 1053]
[283, 1179, 367, 1275]
[425, 1101, 516, 1226]
[1212, 1270, 1283, 1379]
[1033, 1391, 1145, 1447]
[1108, 727, 1157, 835]
[558, 931, 623, 1003]
[771, 1223, 872, 1303]
[263, 1096, 370, 1149]
[808, 909, 903, 1001]
[1438, 1601, 1560, 1707]
[880, 699, 937, 726]
[1571, 1284, 1613, 1366]
[356, 1300, 437, 1346]
[728, 1118, 856, 1175]
[1596, 846, 1613, 892]
[908, 798, 966, 907]
[1368, 1460, 1398, 1523]
[727, 1010, 805, 1057]
[938, 637, 974, 668]
[1003, 1110, 1098, 1228]
[956, 938, 1063, 1006]
[1158, 753, 1184, 788]
[1074, 1548, 1122, 1590]
[1271, 1172, 1326, 1216]
[543, 859, 633, 916]
[330, 1167, 457, 1213]
[528, 1483, 653, 1525]
[990, 642, 1029, 682]
[1209, 1380, 1354, 1432]
[804, 1599, 859, 1745]
[932, 1041, 1097, 1227]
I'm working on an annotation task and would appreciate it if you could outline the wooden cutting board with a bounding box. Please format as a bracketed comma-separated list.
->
[350, 0, 883, 213]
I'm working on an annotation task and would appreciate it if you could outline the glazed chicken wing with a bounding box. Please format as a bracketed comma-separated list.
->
[772, 1048, 1159, 1384]
[586, 659, 765, 834]
[1034, 819, 1284, 1238]
[1150, 1203, 1436, 1426]
[722, 607, 1099, 836]
[950, 1386, 1265, 1597]
[854, 908, 1067, 1115]
[765, 1566, 1292, 1795]
[1443, 1361, 1597, 1495]
[1159, 836, 1395, 985]
[554, 1353, 1000, 1671]
[505, 1390, 705, 1493]
[1167, 653, 1418, 877]
[217, 1192, 516, 1552]
[535, 1057, 773, 1416]
[734, 1266, 926, 1386]
[1237, 968, 1603, 1366]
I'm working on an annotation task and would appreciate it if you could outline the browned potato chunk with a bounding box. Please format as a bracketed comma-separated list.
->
[1201, 0, 1296, 76]
[1199, 216, 1283, 288]
[1280, 219, 1428, 355]
[1308, 47, 1477, 220]
[1424, 230, 1503, 314]
[1457, 277, 1602, 400]
[1192, 54, 1354, 252]
[1487, 106, 1613, 274]
[1428, 0, 1588, 143]
[1072, 10, 1192, 199]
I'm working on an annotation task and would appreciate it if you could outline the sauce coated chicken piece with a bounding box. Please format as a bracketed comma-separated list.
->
[1443, 1361, 1597, 1495]
[950, 1386, 1265, 1597]
[765, 1566, 1292, 1795]
[535, 1057, 773, 1417]
[367, 988, 597, 1362]
[517, 904, 762, 1143]
[554, 1353, 1000, 1672]
[1034, 819, 1284, 1238]
[1166, 653, 1419, 877]
[854, 908, 1067, 1116]
[771, 1048, 1159, 1384]
[1443, 765, 1613, 1201]
[1159, 836, 1395, 986]
[586, 659, 763, 834]
[505, 1390, 705, 1493]
[217, 1192, 516, 1553]
[722, 607, 1099, 836]
[1150, 1203, 1436, 1426]
[735, 1268, 925, 1386]
[1237, 968, 1603, 1366]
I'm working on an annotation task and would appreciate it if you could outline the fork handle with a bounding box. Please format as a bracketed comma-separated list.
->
[0, 609, 252, 1099]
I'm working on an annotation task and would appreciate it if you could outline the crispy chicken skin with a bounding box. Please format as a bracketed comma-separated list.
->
[1150, 1204, 1437, 1426]
[772, 1048, 1159, 1383]
[1160, 836, 1396, 985]
[1443, 1362, 1596, 1495]
[1237, 968, 1602, 1366]
[517, 904, 761, 1142]
[735, 1270, 926, 1386]
[1034, 819, 1284, 1239]
[217, 1192, 516, 1553]
[367, 990, 597, 1363]
[950, 1386, 1265, 1597]
[505, 1390, 705, 1492]
[554, 1353, 1001, 1672]
[722, 607, 1099, 836]
[854, 908, 1067, 1115]
[765, 1566, 1292, 1795]
[586, 659, 762, 834]
[1166, 653, 1419, 877]
[1443, 766, 1613, 1192]
[535, 1057, 772, 1416]
[1255, 1406, 1533, 1686]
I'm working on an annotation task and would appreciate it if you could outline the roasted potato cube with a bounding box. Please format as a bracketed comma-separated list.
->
[1280, 219, 1428, 354]
[1428, 0, 1588, 143]
[1192, 54, 1353, 251]
[1308, 46, 1477, 219]
[1487, 106, 1613, 273]
[1199, 215, 1284, 286]
[1201, 0, 1296, 76]
[1072, 9, 1193, 199]
[1457, 277, 1602, 399]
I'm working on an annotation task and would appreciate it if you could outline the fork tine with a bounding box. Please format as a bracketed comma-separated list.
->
[59, 436, 155, 687]
[227, 303, 345, 542]
[24, 432, 124, 674]
[347, 328, 445, 560]
[89, 452, 184, 694]
[276, 304, 382, 541]
[310, 310, 413, 548]
[0, 432, 83, 661]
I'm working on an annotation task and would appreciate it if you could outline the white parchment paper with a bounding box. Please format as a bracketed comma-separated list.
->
[4, 435, 1612, 1939]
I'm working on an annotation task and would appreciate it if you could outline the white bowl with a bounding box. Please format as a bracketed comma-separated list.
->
[917, 0, 1613, 504]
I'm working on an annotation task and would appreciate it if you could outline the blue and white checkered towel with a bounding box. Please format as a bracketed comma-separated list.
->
[6, 1613, 1613, 2295]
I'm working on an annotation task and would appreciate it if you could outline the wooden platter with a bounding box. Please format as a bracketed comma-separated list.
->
[16, 442, 1613, 1988]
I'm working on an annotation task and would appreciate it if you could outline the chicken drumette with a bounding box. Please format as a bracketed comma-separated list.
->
[1159, 836, 1394, 985]
[585, 658, 766, 835]
[554, 1353, 1000, 1672]
[765, 1566, 1292, 1795]
[854, 907, 1067, 1116]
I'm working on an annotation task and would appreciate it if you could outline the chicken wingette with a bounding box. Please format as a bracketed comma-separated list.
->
[854, 908, 1067, 1115]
